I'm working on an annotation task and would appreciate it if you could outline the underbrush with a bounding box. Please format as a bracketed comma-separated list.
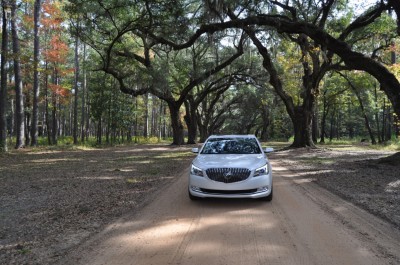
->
[6, 136, 175, 152]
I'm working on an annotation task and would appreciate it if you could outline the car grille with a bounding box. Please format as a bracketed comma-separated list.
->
[206, 168, 251, 183]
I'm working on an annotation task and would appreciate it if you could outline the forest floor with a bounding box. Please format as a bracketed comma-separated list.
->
[0, 143, 399, 265]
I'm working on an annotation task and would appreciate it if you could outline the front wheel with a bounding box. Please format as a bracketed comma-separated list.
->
[188, 189, 200, 201]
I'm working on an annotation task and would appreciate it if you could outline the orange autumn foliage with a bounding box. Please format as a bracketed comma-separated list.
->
[48, 83, 69, 97]
[43, 35, 69, 63]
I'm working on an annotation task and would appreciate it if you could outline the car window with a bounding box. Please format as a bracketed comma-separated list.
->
[201, 138, 261, 154]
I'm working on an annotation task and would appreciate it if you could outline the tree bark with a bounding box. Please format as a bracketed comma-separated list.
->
[51, 93, 57, 145]
[25, 87, 31, 146]
[51, 69, 58, 145]
[319, 91, 329, 143]
[291, 107, 315, 147]
[0, 2, 9, 152]
[143, 93, 149, 138]
[168, 102, 184, 145]
[45, 62, 52, 145]
[11, 0, 24, 149]
[30, 0, 41, 146]
[81, 44, 86, 143]
[97, 119, 102, 144]
[260, 104, 270, 141]
[73, 34, 79, 145]
[184, 98, 198, 144]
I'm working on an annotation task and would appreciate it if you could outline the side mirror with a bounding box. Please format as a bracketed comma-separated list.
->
[264, 147, 274, 153]
[192, 148, 199, 153]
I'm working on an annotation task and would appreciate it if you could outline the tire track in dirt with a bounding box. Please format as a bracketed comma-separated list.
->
[60, 162, 400, 265]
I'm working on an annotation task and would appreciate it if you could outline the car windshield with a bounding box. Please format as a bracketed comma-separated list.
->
[201, 137, 262, 154]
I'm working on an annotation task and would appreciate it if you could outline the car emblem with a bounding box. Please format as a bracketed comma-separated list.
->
[224, 171, 233, 180]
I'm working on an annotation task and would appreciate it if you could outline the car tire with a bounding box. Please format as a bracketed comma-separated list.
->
[188, 189, 200, 201]
[259, 187, 273, 202]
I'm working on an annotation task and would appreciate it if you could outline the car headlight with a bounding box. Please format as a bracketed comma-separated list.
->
[254, 164, 269, 177]
[190, 164, 204, 177]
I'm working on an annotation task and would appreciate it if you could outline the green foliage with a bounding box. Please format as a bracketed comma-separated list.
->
[15, 0, 398, 148]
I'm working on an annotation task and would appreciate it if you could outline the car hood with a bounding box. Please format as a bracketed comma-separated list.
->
[193, 154, 268, 170]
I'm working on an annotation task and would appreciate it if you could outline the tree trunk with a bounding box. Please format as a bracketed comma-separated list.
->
[329, 107, 335, 142]
[106, 93, 111, 144]
[0, 3, 9, 152]
[85, 78, 90, 142]
[319, 92, 329, 143]
[81, 44, 86, 143]
[387, 106, 392, 141]
[73, 34, 79, 145]
[134, 97, 138, 143]
[45, 62, 52, 145]
[184, 99, 197, 144]
[162, 103, 167, 139]
[143, 93, 149, 138]
[158, 101, 163, 140]
[260, 104, 270, 141]
[25, 87, 31, 146]
[97, 119, 102, 144]
[291, 108, 315, 148]
[374, 84, 382, 143]
[11, 0, 24, 149]
[312, 102, 319, 143]
[382, 98, 386, 143]
[198, 125, 208, 142]
[168, 102, 184, 145]
[51, 69, 57, 145]
[30, 0, 41, 146]
[51, 93, 57, 145]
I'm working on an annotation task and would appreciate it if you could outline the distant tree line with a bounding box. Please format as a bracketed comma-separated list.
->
[0, 0, 399, 152]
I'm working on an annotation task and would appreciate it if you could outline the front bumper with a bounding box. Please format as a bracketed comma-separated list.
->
[188, 173, 272, 199]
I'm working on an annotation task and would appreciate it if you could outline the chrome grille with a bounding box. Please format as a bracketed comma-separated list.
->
[206, 168, 251, 183]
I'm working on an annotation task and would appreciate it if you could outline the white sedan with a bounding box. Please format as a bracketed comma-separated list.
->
[188, 135, 273, 201]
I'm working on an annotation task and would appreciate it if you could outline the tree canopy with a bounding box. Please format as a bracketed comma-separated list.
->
[0, 0, 399, 150]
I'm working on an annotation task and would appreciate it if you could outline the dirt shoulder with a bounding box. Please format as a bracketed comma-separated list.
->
[270, 147, 400, 229]
[0, 144, 399, 264]
[0, 145, 195, 265]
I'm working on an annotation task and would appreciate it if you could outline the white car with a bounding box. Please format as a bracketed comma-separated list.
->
[189, 135, 273, 201]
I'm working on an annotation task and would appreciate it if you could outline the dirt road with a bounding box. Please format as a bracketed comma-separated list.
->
[61, 161, 400, 265]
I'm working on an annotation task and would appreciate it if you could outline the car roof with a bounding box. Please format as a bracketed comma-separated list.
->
[207, 135, 257, 139]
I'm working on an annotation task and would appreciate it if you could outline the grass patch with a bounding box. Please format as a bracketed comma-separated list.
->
[126, 178, 141, 184]
[17, 248, 31, 255]
[261, 141, 291, 150]
[318, 140, 400, 152]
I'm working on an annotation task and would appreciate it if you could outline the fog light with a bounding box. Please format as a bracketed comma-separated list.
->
[257, 186, 269, 192]
[191, 186, 201, 192]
